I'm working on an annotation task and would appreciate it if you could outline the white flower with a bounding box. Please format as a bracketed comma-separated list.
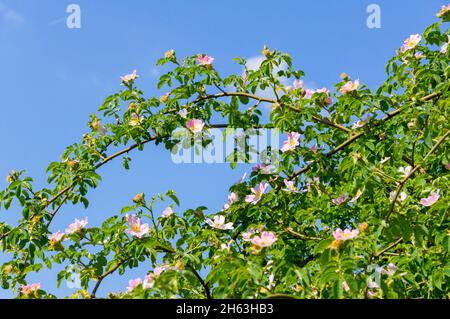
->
[398, 166, 412, 178]
[205, 215, 234, 230]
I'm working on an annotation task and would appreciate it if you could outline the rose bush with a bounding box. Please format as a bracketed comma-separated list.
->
[0, 6, 449, 299]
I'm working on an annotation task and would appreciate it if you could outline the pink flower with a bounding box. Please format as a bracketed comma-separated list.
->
[381, 263, 397, 276]
[332, 228, 359, 241]
[21, 283, 41, 295]
[398, 166, 412, 178]
[223, 192, 238, 210]
[197, 54, 214, 66]
[437, 4, 450, 18]
[186, 119, 205, 134]
[143, 274, 155, 289]
[293, 79, 304, 89]
[65, 218, 88, 235]
[400, 34, 422, 53]
[178, 108, 188, 118]
[316, 88, 330, 94]
[342, 281, 350, 292]
[48, 231, 65, 243]
[309, 144, 318, 153]
[245, 182, 269, 204]
[367, 290, 377, 298]
[441, 42, 449, 54]
[220, 240, 233, 251]
[205, 215, 234, 230]
[153, 265, 170, 276]
[251, 231, 277, 248]
[445, 162, 450, 170]
[340, 80, 360, 94]
[129, 113, 144, 127]
[120, 70, 138, 85]
[420, 191, 440, 207]
[127, 278, 142, 292]
[281, 132, 300, 153]
[440, 36, 450, 53]
[125, 215, 150, 238]
[303, 89, 315, 99]
[242, 228, 257, 242]
[350, 189, 363, 203]
[352, 120, 365, 129]
[162, 207, 174, 218]
[332, 194, 349, 205]
[284, 179, 297, 192]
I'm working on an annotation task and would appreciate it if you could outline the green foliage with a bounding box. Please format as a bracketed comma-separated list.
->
[0, 11, 449, 299]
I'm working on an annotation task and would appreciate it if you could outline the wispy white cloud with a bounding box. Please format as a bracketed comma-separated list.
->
[0, 2, 24, 27]
[48, 17, 66, 27]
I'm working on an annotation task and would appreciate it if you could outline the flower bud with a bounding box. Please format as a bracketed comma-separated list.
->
[67, 160, 80, 170]
[159, 92, 170, 103]
[91, 119, 100, 131]
[128, 102, 137, 111]
[6, 170, 17, 183]
[262, 45, 271, 57]
[360, 222, 369, 232]
[329, 239, 343, 250]
[3, 264, 13, 274]
[340, 72, 349, 80]
[132, 193, 145, 205]
[165, 49, 175, 59]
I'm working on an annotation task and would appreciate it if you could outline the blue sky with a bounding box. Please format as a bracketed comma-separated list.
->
[0, 0, 446, 298]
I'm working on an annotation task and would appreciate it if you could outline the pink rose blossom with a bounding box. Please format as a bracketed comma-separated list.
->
[197, 54, 214, 66]
[178, 108, 188, 118]
[315, 88, 330, 94]
[162, 207, 174, 218]
[125, 215, 150, 238]
[49, 231, 65, 243]
[186, 119, 205, 134]
[223, 192, 238, 210]
[303, 89, 315, 99]
[398, 166, 412, 178]
[437, 4, 450, 18]
[293, 79, 304, 89]
[127, 278, 142, 292]
[65, 218, 88, 235]
[420, 191, 440, 207]
[352, 120, 365, 129]
[143, 274, 155, 289]
[332, 228, 359, 241]
[120, 70, 138, 84]
[205, 215, 234, 230]
[21, 283, 41, 295]
[251, 231, 277, 248]
[281, 132, 300, 153]
[129, 113, 144, 127]
[284, 179, 297, 192]
[245, 182, 269, 204]
[340, 80, 360, 94]
[381, 263, 397, 276]
[400, 34, 422, 53]
[440, 36, 450, 53]
[242, 228, 257, 242]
